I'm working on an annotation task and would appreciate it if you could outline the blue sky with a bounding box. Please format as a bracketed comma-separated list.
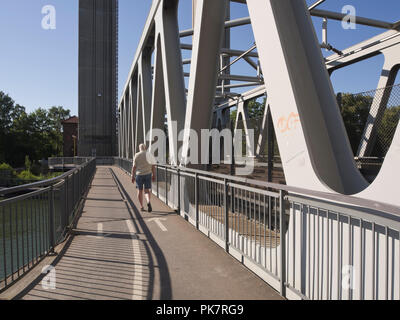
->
[0, 0, 399, 116]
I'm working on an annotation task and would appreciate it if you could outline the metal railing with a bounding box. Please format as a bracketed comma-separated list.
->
[48, 157, 92, 168]
[114, 157, 400, 300]
[0, 157, 96, 291]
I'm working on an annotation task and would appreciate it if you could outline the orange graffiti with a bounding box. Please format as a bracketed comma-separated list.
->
[278, 112, 300, 133]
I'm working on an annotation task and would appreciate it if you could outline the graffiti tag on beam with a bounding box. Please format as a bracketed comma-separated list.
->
[278, 113, 300, 133]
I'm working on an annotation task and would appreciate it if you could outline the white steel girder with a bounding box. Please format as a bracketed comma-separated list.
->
[150, 0, 187, 165]
[118, 0, 400, 206]
[247, 0, 367, 195]
[181, 0, 228, 164]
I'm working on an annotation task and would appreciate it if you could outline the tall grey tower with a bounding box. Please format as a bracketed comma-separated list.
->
[78, 0, 118, 157]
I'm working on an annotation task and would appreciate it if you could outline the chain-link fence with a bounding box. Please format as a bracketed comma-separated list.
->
[208, 83, 400, 184]
[338, 83, 400, 181]
[339, 83, 400, 158]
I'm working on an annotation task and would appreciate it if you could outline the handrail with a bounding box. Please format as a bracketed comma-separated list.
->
[114, 157, 400, 300]
[154, 163, 400, 218]
[0, 186, 52, 206]
[112, 157, 400, 218]
[0, 158, 95, 196]
[0, 157, 96, 292]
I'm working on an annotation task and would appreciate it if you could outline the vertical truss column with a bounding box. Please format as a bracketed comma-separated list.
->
[130, 77, 137, 158]
[121, 101, 125, 158]
[153, 0, 187, 165]
[234, 100, 255, 157]
[256, 101, 270, 157]
[135, 73, 144, 154]
[124, 95, 129, 159]
[139, 48, 153, 150]
[217, 2, 231, 101]
[128, 80, 132, 158]
[182, 0, 228, 165]
[357, 46, 400, 157]
[135, 48, 153, 155]
[128, 78, 138, 159]
[118, 109, 121, 157]
[126, 90, 131, 159]
[149, 35, 167, 154]
[247, 0, 367, 194]
[120, 101, 125, 158]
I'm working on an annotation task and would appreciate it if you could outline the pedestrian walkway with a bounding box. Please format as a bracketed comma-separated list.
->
[16, 166, 282, 300]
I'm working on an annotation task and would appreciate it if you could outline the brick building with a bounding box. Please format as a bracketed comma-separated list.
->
[62, 116, 79, 157]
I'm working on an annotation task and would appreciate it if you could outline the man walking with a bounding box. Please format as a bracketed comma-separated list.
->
[131, 144, 156, 212]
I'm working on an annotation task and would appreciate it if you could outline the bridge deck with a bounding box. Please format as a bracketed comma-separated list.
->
[13, 166, 281, 300]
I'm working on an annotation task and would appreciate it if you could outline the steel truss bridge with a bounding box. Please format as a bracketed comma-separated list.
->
[1, 0, 400, 300]
[117, 0, 400, 299]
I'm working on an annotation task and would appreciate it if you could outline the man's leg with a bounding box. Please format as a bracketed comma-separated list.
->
[144, 174, 152, 212]
[144, 189, 151, 205]
[137, 189, 144, 209]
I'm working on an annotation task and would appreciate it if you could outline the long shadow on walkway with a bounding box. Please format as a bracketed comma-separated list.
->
[13, 167, 172, 300]
[109, 168, 172, 300]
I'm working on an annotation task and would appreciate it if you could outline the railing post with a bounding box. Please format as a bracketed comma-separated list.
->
[64, 177, 69, 226]
[177, 168, 181, 215]
[279, 190, 287, 297]
[49, 186, 55, 253]
[230, 119, 235, 176]
[165, 168, 168, 206]
[61, 179, 67, 233]
[224, 178, 229, 252]
[73, 170, 76, 206]
[78, 167, 81, 196]
[195, 173, 199, 229]
[156, 166, 159, 198]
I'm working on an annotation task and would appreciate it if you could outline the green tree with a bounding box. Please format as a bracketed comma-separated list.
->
[230, 98, 266, 123]
[373, 106, 400, 156]
[0, 91, 72, 167]
[1, 92, 29, 165]
[340, 93, 373, 154]
[25, 155, 32, 172]
[48, 106, 71, 156]
[339, 92, 400, 157]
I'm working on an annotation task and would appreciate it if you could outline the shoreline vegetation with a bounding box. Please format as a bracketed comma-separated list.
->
[1, 91, 72, 169]
[1, 90, 72, 190]
[0, 162, 62, 188]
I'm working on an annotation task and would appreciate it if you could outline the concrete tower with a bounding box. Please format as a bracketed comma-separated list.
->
[78, 0, 118, 157]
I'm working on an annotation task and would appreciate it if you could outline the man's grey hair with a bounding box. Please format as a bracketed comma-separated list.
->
[139, 144, 147, 152]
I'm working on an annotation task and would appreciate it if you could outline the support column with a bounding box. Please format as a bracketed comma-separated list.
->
[234, 101, 255, 157]
[126, 89, 131, 159]
[357, 47, 400, 157]
[217, 2, 231, 102]
[182, 0, 228, 165]
[121, 102, 125, 158]
[118, 109, 121, 157]
[130, 77, 138, 158]
[256, 101, 269, 157]
[267, 107, 275, 183]
[125, 96, 130, 159]
[247, 0, 367, 194]
[149, 35, 167, 160]
[154, 0, 187, 165]
[129, 78, 138, 159]
[135, 75, 144, 153]
[139, 49, 153, 147]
